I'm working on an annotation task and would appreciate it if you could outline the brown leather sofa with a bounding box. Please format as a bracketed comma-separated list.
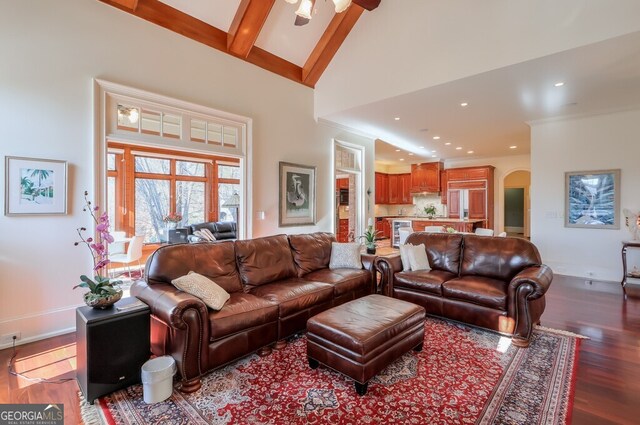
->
[131, 232, 375, 392]
[374, 233, 553, 347]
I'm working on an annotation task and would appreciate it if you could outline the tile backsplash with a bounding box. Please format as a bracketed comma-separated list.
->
[375, 194, 447, 217]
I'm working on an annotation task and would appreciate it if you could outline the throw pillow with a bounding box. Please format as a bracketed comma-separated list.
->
[329, 242, 362, 269]
[193, 230, 215, 242]
[200, 228, 217, 241]
[407, 244, 431, 271]
[171, 272, 230, 310]
[398, 244, 413, 272]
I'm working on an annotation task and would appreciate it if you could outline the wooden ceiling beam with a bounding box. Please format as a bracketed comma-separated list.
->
[227, 0, 276, 58]
[302, 3, 364, 86]
[98, 0, 310, 87]
[109, 0, 139, 11]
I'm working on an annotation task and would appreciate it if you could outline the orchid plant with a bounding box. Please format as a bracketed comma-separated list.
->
[73, 191, 121, 298]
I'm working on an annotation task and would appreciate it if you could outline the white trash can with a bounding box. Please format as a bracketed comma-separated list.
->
[141, 356, 176, 404]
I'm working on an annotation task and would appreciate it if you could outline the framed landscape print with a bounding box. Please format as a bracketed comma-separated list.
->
[279, 162, 316, 227]
[5, 156, 68, 215]
[565, 169, 620, 229]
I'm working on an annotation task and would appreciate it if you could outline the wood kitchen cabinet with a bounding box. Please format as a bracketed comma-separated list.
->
[338, 219, 349, 242]
[337, 178, 349, 189]
[388, 174, 401, 204]
[411, 162, 443, 193]
[375, 172, 389, 204]
[376, 173, 411, 205]
[382, 219, 391, 238]
[440, 170, 448, 204]
[446, 166, 494, 229]
[400, 174, 412, 204]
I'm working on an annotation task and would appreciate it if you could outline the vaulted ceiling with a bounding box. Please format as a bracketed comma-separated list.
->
[100, 0, 379, 87]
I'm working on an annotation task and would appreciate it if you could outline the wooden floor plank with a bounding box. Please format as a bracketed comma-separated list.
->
[0, 275, 638, 424]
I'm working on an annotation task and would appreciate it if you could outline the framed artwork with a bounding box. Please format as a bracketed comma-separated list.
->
[279, 162, 316, 227]
[4, 156, 68, 215]
[565, 169, 620, 229]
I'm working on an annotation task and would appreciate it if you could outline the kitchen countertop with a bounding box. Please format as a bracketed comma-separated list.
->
[380, 216, 485, 223]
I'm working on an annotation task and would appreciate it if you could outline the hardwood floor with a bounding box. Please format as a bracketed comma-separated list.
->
[0, 275, 638, 424]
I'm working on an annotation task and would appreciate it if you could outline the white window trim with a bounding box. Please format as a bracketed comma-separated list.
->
[93, 79, 253, 239]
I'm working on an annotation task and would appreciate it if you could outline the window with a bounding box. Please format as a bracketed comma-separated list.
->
[107, 143, 240, 243]
[99, 80, 251, 240]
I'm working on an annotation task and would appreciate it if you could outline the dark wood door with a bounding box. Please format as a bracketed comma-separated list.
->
[448, 190, 460, 218]
[468, 189, 486, 219]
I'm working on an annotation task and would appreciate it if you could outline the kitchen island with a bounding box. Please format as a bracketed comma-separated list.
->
[384, 217, 486, 245]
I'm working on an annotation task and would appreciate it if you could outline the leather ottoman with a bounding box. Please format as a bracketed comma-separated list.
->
[306, 294, 426, 395]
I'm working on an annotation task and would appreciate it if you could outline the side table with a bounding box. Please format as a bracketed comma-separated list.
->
[76, 297, 150, 403]
[621, 241, 640, 296]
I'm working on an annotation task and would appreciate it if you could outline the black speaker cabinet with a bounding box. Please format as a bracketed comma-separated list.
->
[76, 297, 150, 403]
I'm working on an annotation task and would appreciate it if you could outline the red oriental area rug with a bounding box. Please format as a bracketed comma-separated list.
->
[84, 319, 581, 425]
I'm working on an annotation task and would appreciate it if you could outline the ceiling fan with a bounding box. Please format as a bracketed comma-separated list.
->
[284, 0, 381, 26]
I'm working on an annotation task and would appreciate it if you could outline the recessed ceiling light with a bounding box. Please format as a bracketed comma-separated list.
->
[455, 147, 462, 150]
[460, 102, 469, 107]
[395, 149, 401, 152]
[445, 142, 451, 146]
[419, 146, 425, 149]
[394, 117, 400, 120]
[433, 136, 440, 140]
[408, 153, 414, 156]
[509, 145, 517, 149]
[554, 82, 564, 87]
[399, 158, 405, 161]
[431, 155, 437, 158]
[467, 150, 474, 154]
[431, 150, 437, 153]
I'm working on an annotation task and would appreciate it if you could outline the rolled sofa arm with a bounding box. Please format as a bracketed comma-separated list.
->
[509, 264, 553, 300]
[361, 253, 377, 294]
[507, 264, 554, 347]
[131, 280, 209, 386]
[374, 255, 403, 296]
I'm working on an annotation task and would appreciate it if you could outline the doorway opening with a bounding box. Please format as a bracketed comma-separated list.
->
[334, 141, 364, 243]
[503, 170, 530, 238]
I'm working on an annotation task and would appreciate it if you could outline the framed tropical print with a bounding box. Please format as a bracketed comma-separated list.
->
[5, 156, 68, 215]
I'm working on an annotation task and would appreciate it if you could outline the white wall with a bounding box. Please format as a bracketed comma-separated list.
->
[0, 0, 374, 347]
[530, 109, 640, 281]
[315, 0, 640, 117]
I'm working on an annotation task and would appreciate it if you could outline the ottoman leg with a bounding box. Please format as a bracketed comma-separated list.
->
[413, 343, 423, 352]
[355, 382, 368, 396]
[308, 357, 319, 369]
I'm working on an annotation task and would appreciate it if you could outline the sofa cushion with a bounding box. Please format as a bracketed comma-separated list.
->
[248, 278, 334, 317]
[235, 235, 298, 286]
[209, 293, 279, 341]
[304, 268, 371, 297]
[442, 276, 508, 310]
[405, 233, 463, 275]
[394, 269, 457, 296]
[288, 232, 336, 277]
[172, 272, 230, 310]
[460, 235, 541, 281]
[146, 241, 244, 293]
[329, 242, 362, 269]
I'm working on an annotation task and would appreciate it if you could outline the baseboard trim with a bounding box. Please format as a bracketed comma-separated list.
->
[0, 327, 75, 351]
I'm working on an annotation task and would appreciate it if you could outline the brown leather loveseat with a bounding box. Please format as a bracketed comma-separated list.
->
[132, 232, 375, 392]
[375, 233, 552, 347]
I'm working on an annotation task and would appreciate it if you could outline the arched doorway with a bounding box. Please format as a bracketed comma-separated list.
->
[503, 170, 530, 238]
